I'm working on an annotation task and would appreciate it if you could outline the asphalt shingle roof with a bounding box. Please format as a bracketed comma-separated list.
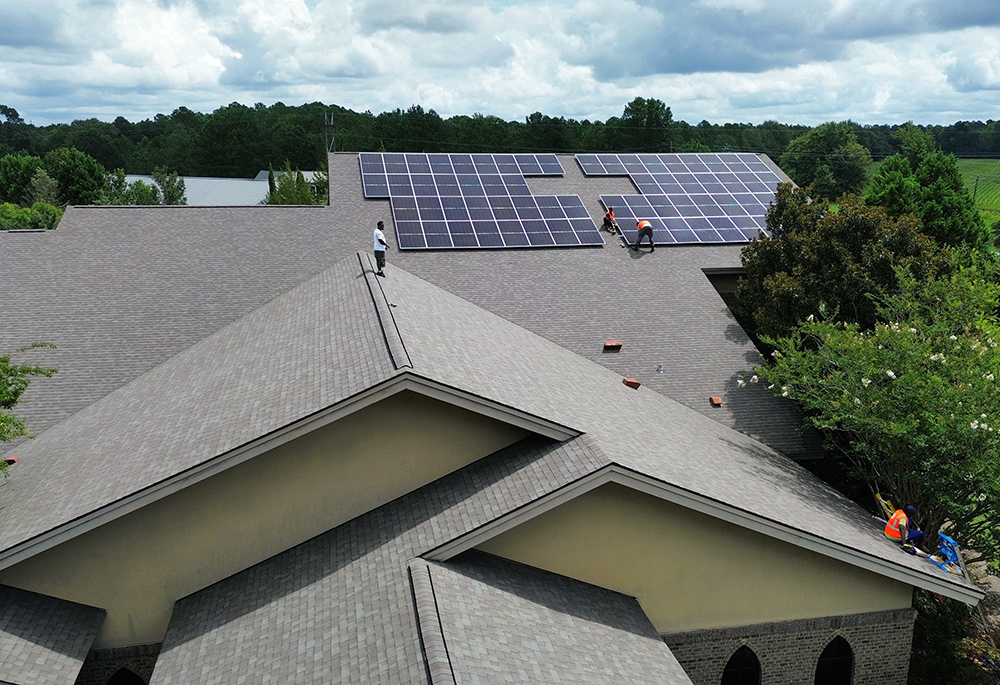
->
[411, 552, 693, 684]
[0, 585, 104, 685]
[0, 249, 975, 598]
[1, 153, 812, 459]
[0, 152, 973, 682]
[149, 436, 611, 684]
[0, 254, 397, 555]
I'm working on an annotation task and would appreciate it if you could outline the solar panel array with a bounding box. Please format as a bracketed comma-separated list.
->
[577, 153, 781, 245]
[359, 153, 604, 250]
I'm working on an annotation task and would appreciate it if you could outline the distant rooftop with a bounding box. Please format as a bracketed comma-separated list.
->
[126, 171, 320, 206]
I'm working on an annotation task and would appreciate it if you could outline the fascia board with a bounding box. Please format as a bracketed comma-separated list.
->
[424, 465, 983, 605]
[0, 372, 578, 571]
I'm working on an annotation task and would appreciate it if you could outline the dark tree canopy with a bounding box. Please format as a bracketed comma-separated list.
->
[0, 153, 42, 205]
[778, 122, 873, 198]
[867, 148, 988, 248]
[42, 147, 107, 206]
[734, 184, 950, 341]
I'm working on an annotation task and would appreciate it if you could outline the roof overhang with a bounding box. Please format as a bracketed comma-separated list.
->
[0, 372, 579, 572]
[424, 464, 984, 606]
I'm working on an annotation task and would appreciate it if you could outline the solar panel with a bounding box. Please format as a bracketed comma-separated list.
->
[578, 153, 781, 245]
[359, 153, 603, 250]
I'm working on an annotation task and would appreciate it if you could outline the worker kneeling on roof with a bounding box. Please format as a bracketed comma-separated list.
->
[885, 505, 924, 553]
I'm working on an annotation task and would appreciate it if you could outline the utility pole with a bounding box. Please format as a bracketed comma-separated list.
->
[324, 111, 335, 153]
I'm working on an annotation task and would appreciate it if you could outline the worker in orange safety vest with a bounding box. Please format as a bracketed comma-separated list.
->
[885, 505, 924, 552]
[634, 219, 654, 252]
[603, 206, 616, 232]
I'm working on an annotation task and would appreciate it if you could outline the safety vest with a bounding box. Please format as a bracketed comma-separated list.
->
[605, 209, 614, 221]
[885, 509, 907, 539]
[638, 220, 652, 230]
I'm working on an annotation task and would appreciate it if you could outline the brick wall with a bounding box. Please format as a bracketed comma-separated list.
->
[75, 643, 161, 685]
[663, 608, 916, 685]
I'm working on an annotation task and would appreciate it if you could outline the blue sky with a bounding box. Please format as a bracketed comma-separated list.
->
[1, 0, 999, 126]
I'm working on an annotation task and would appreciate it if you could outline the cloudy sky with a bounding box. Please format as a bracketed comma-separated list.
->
[1, 0, 999, 127]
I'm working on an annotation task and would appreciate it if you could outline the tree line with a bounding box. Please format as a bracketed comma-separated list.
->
[2, 99, 1000, 180]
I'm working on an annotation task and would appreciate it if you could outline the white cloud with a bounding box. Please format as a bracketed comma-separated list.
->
[0, 0, 998, 126]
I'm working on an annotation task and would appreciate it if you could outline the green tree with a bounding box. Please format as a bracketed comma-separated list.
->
[867, 143, 987, 248]
[42, 147, 107, 206]
[894, 122, 937, 171]
[810, 164, 837, 200]
[609, 97, 673, 152]
[151, 166, 186, 205]
[29, 202, 63, 229]
[0, 153, 43, 205]
[914, 152, 989, 248]
[264, 161, 322, 204]
[863, 154, 919, 217]
[779, 122, 872, 197]
[0, 202, 63, 230]
[195, 103, 266, 177]
[24, 168, 60, 206]
[1, 343, 56, 477]
[103, 169, 162, 205]
[734, 184, 949, 341]
[747, 263, 1000, 568]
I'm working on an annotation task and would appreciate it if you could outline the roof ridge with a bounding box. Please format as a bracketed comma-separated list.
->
[358, 252, 412, 371]
[408, 559, 457, 685]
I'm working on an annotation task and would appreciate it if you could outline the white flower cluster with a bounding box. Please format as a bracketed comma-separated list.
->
[971, 415, 994, 431]
[886, 370, 897, 379]
[929, 353, 946, 363]
[862, 378, 872, 387]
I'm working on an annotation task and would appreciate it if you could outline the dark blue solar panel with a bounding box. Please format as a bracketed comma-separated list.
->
[398, 232, 426, 249]
[443, 201, 469, 221]
[407, 156, 431, 174]
[428, 154, 452, 172]
[360, 153, 385, 173]
[598, 155, 628, 175]
[425, 232, 453, 249]
[577, 152, 780, 243]
[576, 154, 605, 175]
[536, 154, 563, 175]
[396, 221, 422, 235]
[451, 231, 479, 248]
[383, 153, 407, 172]
[362, 152, 601, 249]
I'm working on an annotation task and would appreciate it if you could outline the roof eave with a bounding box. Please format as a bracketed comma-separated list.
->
[424, 464, 984, 606]
[0, 372, 579, 572]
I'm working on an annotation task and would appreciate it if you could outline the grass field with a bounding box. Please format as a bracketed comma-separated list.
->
[957, 158, 1000, 225]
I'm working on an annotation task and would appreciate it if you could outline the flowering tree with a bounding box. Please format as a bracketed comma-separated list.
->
[748, 265, 1000, 567]
[1, 343, 56, 477]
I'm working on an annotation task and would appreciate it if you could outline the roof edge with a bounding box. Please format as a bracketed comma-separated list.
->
[0, 373, 578, 572]
[424, 465, 983, 605]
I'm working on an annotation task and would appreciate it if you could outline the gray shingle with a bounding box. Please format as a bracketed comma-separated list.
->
[149, 436, 610, 684]
[0, 585, 105, 685]
[0, 254, 398, 555]
[1, 153, 809, 459]
[413, 552, 694, 684]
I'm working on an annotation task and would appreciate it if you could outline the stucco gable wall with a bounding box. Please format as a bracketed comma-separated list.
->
[0, 391, 528, 648]
[476, 482, 913, 633]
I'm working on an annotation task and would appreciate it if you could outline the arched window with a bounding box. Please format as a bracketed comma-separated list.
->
[721, 645, 761, 685]
[815, 636, 853, 685]
[107, 668, 146, 685]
